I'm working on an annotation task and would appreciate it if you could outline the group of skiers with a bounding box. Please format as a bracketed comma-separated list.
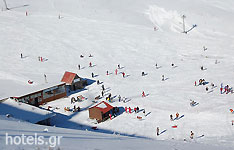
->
[170, 112, 180, 121]
[220, 84, 233, 94]
[125, 106, 140, 114]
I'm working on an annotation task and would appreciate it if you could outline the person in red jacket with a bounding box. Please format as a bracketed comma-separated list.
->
[115, 69, 118, 75]
[125, 107, 128, 113]
[134, 107, 137, 113]
[122, 72, 125, 78]
[109, 113, 112, 120]
[142, 91, 145, 97]
[129, 107, 131, 113]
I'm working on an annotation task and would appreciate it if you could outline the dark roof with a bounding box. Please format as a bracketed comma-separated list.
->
[61, 71, 77, 84]
[89, 101, 113, 114]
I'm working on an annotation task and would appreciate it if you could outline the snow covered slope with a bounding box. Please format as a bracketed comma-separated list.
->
[0, 117, 231, 150]
[0, 0, 234, 149]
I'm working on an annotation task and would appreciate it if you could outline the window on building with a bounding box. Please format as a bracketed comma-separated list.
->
[43, 89, 54, 99]
[54, 85, 66, 96]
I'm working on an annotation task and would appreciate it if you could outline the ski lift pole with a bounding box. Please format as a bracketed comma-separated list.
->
[3, 0, 9, 10]
[182, 15, 186, 33]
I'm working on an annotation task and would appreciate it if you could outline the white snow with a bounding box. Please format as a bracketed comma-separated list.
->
[0, 0, 234, 149]
[96, 102, 107, 109]
[0, 98, 54, 123]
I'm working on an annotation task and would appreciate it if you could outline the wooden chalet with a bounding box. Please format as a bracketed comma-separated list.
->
[15, 82, 67, 107]
[61, 71, 87, 91]
[89, 101, 113, 123]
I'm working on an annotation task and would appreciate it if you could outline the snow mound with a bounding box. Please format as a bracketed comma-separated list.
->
[96, 103, 107, 109]
[145, 5, 183, 32]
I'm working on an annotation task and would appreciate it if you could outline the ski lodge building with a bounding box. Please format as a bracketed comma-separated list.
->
[14, 82, 67, 107]
[89, 101, 113, 123]
[12, 71, 87, 107]
[61, 71, 87, 92]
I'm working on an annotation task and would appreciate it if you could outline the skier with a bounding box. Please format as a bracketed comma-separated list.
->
[220, 87, 223, 94]
[123, 97, 126, 103]
[20, 53, 23, 58]
[195, 81, 197, 86]
[134, 107, 137, 113]
[77, 106, 80, 112]
[106, 71, 109, 75]
[206, 87, 209, 92]
[226, 85, 229, 94]
[211, 83, 215, 89]
[89, 54, 93, 57]
[26, 11, 28, 16]
[122, 72, 125, 78]
[125, 107, 128, 113]
[109, 113, 112, 120]
[190, 131, 194, 139]
[170, 114, 173, 121]
[101, 91, 104, 97]
[162, 75, 165, 81]
[97, 80, 100, 85]
[171, 63, 174, 67]
[129, 107, 132, 113]
[142, 91, 146, 97]
[118, 64, 120, 69]
[190, 100, 196, 106]
[92, 72, 94, 78]
[44, 74, 47, 83]
[102, 85, 105, 91]
[118, 95, 121, 102]
[155, 63, 158, 69]
[203, 46, 207, 51]
[176, 112, 179, 119]
[73, 105, 77, 112]
[156, 127, 159, 136]
[201, 66, 204, 71]
[89, 62, 92, 67]
[142, 72, 145, 76]
[136, 107, 139, 113]
[143, 109, 146, 116]
[108, 93, 112, 100]
[115, 69, 118, 75]
[78, 64, 81, 70]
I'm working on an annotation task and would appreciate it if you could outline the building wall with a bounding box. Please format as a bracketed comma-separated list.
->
[42, 92, 66, 104]
[17, 83, 67, 106]
[89, 108, 102, 121]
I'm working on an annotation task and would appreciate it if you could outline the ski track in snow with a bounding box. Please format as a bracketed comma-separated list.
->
[0, 0, 234, 149]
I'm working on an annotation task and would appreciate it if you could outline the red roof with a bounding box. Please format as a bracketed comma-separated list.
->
[61, 71, 77, 84]
[90, 101, 113, 114]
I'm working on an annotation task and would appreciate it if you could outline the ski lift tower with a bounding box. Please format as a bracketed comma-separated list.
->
[182, 15, 186, 33]
[2, 0, 9, 10]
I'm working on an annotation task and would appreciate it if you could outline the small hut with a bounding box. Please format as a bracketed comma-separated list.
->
[61, 71, 87, 91]
[89, 101, 113, 123]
